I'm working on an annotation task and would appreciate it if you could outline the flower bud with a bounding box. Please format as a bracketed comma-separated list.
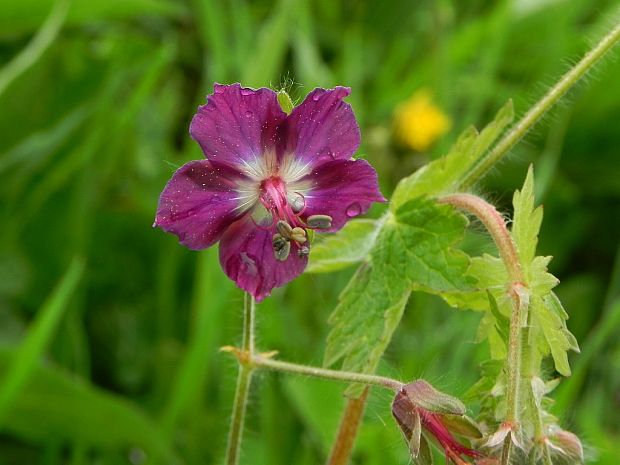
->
[392, 380, 482, 464]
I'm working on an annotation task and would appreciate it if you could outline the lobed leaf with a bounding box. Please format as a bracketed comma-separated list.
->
[511, 167, 579, 375]
[512, 166, 543, 272]
[324, 198, 472, 396]
[306, 219, 381, 273]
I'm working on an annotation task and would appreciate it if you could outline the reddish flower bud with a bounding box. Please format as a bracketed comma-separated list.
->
[392, 380, 483, 464]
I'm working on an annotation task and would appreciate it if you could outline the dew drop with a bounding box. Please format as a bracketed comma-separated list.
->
[245, 110, 253, 117]
[311, 93, 321, 101]
[346, 202, 361, 217]
[241, 88, 253, 96]
[317, 148, 335, 162]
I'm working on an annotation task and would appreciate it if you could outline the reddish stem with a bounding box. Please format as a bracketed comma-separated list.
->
[325, 388, 370, 465]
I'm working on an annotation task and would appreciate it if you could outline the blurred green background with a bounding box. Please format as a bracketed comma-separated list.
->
[1, 0, 620, 464]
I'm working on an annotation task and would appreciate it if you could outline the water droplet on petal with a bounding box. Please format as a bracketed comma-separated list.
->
[311, 93, 321, 101]
[245, 110, 253, 117]
[346, 202, 362, 217]
[241, 88, 253, 96]
[317, 148, 335, 163]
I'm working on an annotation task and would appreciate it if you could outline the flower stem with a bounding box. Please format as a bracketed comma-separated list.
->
[225, 293, 255, 465]
[439, 194, 526, 465]
[458, 21, 620, 189]
[326, 388, 370, 465]
[247, 353, 403, 391]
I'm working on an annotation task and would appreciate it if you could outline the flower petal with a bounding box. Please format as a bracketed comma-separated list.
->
[219, 216, 308, 301]
[291, 159, 385, 231]
[190, 83, 286, 175]
[154, 160, 254, 250]
[283, 87, 360, 172]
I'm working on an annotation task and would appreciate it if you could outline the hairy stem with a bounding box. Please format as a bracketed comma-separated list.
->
[439, 194, 521, 282]
[440, 194, 526, 465]
[225, 293, 255, 465]
[523, 324, 553, 465]
[222, 349, 403, 391]
[326, 388, 370, 465]
[459, 21, 620, 189]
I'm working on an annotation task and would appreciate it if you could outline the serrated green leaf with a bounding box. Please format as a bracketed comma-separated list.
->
[511, 168, 578, 376]
[323, 262, 411, 396]
[512, 165, 543, 269]
[441, 254, 507, 311]
[531, 295, 573, 376]
[324, 198, 471, 396]
[306, 219, 381, 273]
[391, 100, 513, 209]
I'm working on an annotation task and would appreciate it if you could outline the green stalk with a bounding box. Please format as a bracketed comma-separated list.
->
[459, 21, 620, 189]
[247, 355, 402, 391]
[225, 293, 256, 465]
[440, 194, 525, 465]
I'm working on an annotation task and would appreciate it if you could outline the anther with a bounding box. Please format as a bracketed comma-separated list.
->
[272, 233, 291, 261]
[276, 220, 293, 238]
[290, 227, 307, 243]
[307, 214, 332, 229]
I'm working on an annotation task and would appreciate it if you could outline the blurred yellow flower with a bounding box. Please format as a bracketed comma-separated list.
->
[393, 89, 451, 151]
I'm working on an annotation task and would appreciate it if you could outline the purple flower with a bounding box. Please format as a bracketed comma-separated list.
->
[154, 84, 384, 301]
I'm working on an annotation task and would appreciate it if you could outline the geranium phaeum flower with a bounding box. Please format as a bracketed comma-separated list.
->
[154, 83, 384, 301]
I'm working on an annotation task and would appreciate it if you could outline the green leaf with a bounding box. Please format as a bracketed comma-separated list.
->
[324, 198, 471, 395]
[511, 167, 579, 375]
[306, 219, 381, 273]
[531, 293, 579, 376]
[512, 165, 543, 270]
[323, 262, 411, 384]
[391, 100, 513, 209]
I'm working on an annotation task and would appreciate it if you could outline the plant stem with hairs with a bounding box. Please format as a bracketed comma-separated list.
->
[225, 293, 256, 465]
[440, 193, 527, 465]
[458, 21, 620, 189]
[326, 390, 370, 465]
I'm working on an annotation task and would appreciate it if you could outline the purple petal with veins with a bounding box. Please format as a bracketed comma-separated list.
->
[219, 216, 308, 301]
[291, 159, 386, 232]
[283, 87, 360, 171]
[190, 83, 286, 171]
[154, 160, 251, 250]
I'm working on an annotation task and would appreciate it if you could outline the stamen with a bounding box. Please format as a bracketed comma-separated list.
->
[307, 214, 333, 229]
[272, 234, 291, 261]
[290, 227, 307, 243]
[276, 220, 293, 238]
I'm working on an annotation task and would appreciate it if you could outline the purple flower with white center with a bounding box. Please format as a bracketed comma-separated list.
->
[154, 83, 385, 301]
